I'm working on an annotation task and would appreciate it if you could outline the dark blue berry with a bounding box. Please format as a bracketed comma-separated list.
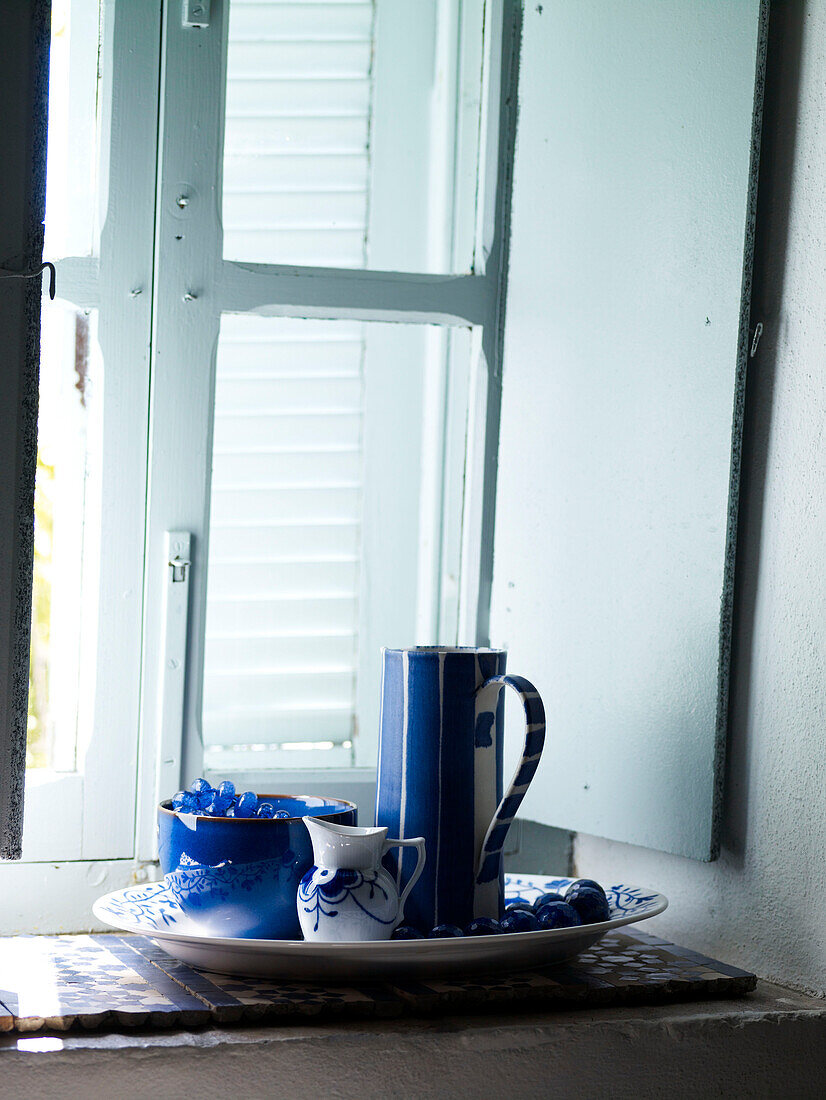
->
[392, 926, 424, 940]
[504, 901, 535, 916]
[465, 917, 502, 936]
[565, 879, 606, 900]
[257, 802, 275, 818]
[536, 901, 583, 929]
[190, 777, 211, 796]
[274, 809, 291, 819]
[428, 924, 464, 938]
[501, 910, 541, 934]
[235, 791, 258, 818]
[532, 891, 566, 911]
[566, 888, 611, 924]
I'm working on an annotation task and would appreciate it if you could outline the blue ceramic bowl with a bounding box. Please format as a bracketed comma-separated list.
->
[157, 794, 357, 939]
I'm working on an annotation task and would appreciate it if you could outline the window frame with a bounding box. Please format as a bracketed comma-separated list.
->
[135, 0, 520, 859]
[1, 0, 520, 925]
[20, 0, 161, 866]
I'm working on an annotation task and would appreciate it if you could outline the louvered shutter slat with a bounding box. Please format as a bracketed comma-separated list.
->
[206, 634, 357, 673]
[209, 522, 359, 561]
[207, 596, 358, 638]
[203, 2, 375, 766]
[223, 155, 368, 193]
[226, 79, 371, 116]
[228, 4, 373, 40]
[203, 708, 353, 749]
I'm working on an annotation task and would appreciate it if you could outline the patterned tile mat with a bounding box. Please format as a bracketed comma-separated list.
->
[0, 929, 756, 1033]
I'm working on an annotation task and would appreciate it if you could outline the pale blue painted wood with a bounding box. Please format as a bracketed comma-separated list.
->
[490, 0, 766, 860]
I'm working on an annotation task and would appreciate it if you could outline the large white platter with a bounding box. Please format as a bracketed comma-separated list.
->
[93, 874, 667, 980]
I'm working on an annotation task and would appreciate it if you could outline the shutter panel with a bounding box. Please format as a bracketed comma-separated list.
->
[202, 1, 475, 776]
[203, 316, 363, 764]
[222, 1, 373, 268]
[204, 2, 375, 770]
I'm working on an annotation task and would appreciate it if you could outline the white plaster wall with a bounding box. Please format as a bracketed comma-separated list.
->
[575, 0, 826, 996]
[494, 2, 826, 994]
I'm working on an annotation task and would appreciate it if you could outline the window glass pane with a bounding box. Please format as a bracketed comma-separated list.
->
[27, 304, 102, 772]
[23, 0, 156, 864]
[202, 315, 470, 774]
[221, 0, 486, 273]
[44, 0, 102, 260]
[27, 0, 105, 773]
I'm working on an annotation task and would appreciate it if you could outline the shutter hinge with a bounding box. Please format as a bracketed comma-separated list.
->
[182, 0, 210, 29]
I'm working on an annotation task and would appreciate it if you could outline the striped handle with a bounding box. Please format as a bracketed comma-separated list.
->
[475, 675, 546, 886]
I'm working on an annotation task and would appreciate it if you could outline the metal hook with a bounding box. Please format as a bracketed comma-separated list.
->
[0, 260, 56, 300]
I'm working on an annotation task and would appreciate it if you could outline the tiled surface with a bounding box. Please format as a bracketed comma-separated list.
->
[0, 929, 756, 1033]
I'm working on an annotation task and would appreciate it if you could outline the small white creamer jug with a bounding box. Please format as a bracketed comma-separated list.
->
[297, 817, 425, 942]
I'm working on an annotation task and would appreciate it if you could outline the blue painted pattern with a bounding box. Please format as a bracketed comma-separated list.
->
[101, 880, 186, 930]
[375, 650, 546, 931]
[504, 877, 663, 920]
[95, 874, 666, 940]
[157, 795, 356, 939]
[298, 868, 396, 932]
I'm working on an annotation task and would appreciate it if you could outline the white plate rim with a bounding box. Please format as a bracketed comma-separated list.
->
[92, 874, 667, 956]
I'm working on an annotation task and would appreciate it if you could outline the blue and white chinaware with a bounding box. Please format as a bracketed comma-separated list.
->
[375, 647, 546, 931]
[93, 873, 668, 981]
[297, 817, 426, 942]
[157, 794, 356, 939]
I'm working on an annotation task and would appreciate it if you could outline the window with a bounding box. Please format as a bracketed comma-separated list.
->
[8, 0, 517, 927]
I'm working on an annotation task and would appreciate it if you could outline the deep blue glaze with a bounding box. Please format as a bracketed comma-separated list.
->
[536, 901, 582, 929]
[465, 917, 502, 936]
[505, 901, 536, 916]
[157, 794, 356, 939]
[501, 910, 541, 934]
[375, 647, 546, 933]
[565, 878, 606, 899]
[566, 887, 611, 924]
[429, 924, 465, 938]
[532, 892, 567, 911]
[392, 925, 424, 940]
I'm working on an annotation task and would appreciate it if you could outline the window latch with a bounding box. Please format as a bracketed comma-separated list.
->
[168, 554, 190, 583]
[0, 260, 56, 299]
[155, 532, 193, 853]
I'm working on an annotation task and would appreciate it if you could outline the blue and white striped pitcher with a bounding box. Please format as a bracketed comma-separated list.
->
[375, 647, 546, 931]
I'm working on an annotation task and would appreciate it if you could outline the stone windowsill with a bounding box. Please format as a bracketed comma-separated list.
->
[2, 980, 826, 1097]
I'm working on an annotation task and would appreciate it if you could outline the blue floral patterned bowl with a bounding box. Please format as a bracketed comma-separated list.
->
[157, 795, 357, 939]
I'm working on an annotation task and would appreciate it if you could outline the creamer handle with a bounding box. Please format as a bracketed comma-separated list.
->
[382, 836, 426, 926]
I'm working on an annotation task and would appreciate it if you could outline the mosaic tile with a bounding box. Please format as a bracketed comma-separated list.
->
[0, 934, 209, 1032]
[0, 927, 755, 1033]
[123, 937, 247, 1023]
[129, 936, 405, 1022]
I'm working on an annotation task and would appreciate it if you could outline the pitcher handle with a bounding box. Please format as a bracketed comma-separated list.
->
[382, 836, 426, 926]
[475, 674, 546, 887]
